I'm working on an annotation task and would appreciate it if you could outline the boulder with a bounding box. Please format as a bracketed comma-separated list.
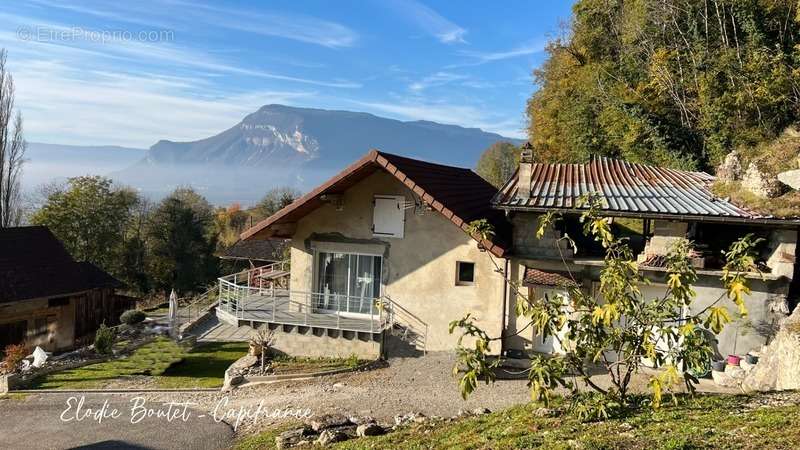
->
[275, 427, 314, 449]
[777, 169, 800, 190]
[742, 308, 800, 393]
[307, 414, 351, 432]
[717, 151, 742, 182]
[230, 355, 258, 370]
[356, 423, 384, 437]
[472, 407, 491, 416]
[316, 429, 348, 446]
[742, 163, 784, 198]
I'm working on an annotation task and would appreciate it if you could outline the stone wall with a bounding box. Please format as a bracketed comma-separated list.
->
[511, 213, 573, 259]
[765, 228, 798, 279]
[255, 323, 382, 359]
[637, 220, 688, 261]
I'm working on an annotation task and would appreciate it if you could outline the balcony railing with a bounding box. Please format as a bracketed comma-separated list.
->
[216, 262, 388, 333]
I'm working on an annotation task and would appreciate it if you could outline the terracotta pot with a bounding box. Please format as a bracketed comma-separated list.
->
[727, 354, 741, 366]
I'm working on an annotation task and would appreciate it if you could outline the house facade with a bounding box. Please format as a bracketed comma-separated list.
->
[0, 226, 133, 353]
[495, 146, 799, 358]
[226, 151, 510, 357]
[225, 148, 798, 360]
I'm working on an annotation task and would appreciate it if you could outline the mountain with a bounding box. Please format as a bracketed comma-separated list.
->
[23, 142, 146, 190]
[114, 105, 522, 204]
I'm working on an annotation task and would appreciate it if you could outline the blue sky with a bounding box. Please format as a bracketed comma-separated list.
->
[0, 1, 573, 148]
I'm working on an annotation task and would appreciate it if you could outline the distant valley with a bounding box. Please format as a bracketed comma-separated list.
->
[24, 105, 522, 205]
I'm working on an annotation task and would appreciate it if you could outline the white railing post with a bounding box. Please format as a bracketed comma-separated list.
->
[370, 298, 374, 333]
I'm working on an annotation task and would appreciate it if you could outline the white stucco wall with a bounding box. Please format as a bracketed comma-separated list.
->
[288, 171, 507, 353]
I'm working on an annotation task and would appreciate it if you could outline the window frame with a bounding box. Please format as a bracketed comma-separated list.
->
[455, 260, 476, 286]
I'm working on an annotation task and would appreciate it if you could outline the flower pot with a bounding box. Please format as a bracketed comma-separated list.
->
[745, 354, 759, 365]
[711, 360, 727, 372]
[727, 354, 742, 366]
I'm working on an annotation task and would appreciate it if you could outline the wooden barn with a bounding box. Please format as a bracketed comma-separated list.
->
[0, 226, 134, 353]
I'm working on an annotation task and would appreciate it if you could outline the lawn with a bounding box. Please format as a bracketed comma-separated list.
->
[270, 354, 362, 375]
[29, 338, 248, 389]
[236, 393, 800, 450]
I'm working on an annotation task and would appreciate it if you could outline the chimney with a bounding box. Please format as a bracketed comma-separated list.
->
[518, 142, 534, 199]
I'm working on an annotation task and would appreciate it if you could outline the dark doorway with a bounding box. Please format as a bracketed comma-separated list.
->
[0, 320, 27, 353]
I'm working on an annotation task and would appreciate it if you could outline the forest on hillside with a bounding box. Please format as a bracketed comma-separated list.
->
[526, 0, 800, 172]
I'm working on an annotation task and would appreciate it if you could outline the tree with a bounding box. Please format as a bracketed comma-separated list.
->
[31, 176, 140, 277]
[146, 187, 218, 296]
[454, 196, 760, 417]
[475, 142, 521, 188]
[527, 1, 800, 171]
[0, 49, 26, 227]
[254, 187, 301, 220]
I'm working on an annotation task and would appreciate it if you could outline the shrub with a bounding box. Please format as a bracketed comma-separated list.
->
[94, 323, 115, 355]
[120, 309, 146, 325]
[1, 343, 28, 374]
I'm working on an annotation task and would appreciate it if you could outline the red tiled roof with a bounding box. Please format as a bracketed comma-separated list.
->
[523, 267, 578, 288]
[241, 150, 510, 257]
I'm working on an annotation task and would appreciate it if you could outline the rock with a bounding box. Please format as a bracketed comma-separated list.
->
[778, 169, 800, 190]
[394, 412, 425, 426]
[230, 355, 258, 370]
[348, 416, 376, 426]
[356, 422, 384, 437]
[275, 427, 314, 449]
[472, 407, 491, 416]
[724, 364, 746, 380]
[307, 414, 351, 432]
[742, 307, 800, 392]
[712, 369, 737, 387]
[316, 429, 348, 446]
[717, 151, 742, 182]
[534, 407, 556, 417]
[740, 360, 755, 372]
[742, 163, 784, 198]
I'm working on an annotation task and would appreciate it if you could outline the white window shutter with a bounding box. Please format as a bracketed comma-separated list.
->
[372, 195, 405, 238]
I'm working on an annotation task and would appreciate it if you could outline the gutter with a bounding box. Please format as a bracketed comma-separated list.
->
[493, 204, 800, 228]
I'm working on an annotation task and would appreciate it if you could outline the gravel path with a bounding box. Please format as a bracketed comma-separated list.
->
[7, 352, 738, 446]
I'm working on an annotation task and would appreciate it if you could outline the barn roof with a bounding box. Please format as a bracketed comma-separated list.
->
[0, 226, 123, 303]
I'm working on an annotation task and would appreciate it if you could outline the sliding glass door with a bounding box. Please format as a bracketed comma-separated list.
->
[315, 252, 382, 315]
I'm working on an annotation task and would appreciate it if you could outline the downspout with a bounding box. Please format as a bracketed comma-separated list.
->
[500, 257, 509, 356]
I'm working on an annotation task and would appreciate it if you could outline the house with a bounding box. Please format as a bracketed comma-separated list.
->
[494, 145, 799, 358]
[0, 226, 134, 353]
[223, 148, 798, 360]
[221, 150, 511, 357]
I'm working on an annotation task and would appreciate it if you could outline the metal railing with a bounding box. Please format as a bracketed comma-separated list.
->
[217, 263, 389, 333]
[382, 295, 429, 354]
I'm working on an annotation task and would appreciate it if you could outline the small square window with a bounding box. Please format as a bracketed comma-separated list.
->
[456, 261, 475, 285]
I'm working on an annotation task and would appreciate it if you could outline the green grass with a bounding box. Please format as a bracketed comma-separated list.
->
[28, 338, 248, 389]
[237, 394, 800, 450]
[270, 354, 362, 375]
[156, 341, 249, 388]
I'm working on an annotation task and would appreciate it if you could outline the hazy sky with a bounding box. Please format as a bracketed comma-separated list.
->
[0, 1, 572, 148]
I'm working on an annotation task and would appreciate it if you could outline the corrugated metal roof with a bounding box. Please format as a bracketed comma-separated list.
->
[493, 157, 798, 223]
